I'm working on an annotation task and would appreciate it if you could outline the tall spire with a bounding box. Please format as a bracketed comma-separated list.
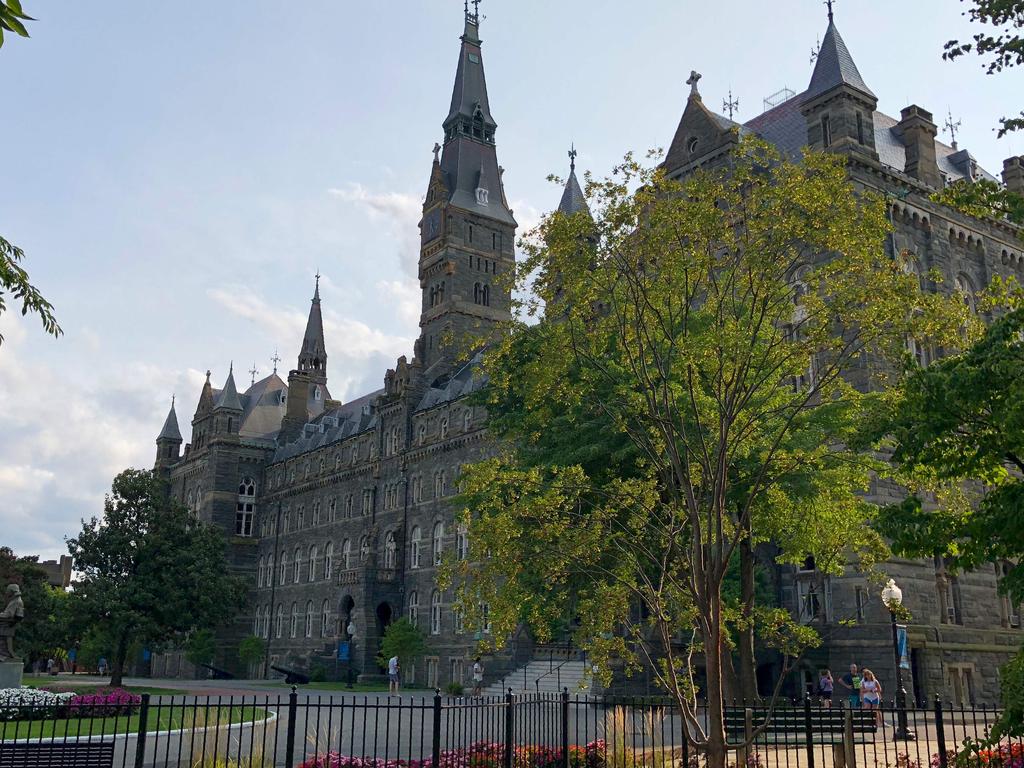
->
[558, 145, 590, 217]
[157, 396, 182, 441]
[298, 274, 328, 379]
[805, 13, 875, 101]
[439, 1, 515, 225]
[214, 362, 243, 411]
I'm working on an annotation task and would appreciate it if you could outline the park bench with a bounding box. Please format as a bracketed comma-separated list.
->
[270, 664, 310, 685]
[200, 663, 235, 680]
[725, 706, 877, 768]
[0, 740, 115, 768]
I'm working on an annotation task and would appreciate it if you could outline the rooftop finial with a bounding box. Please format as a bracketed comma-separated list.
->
[171, 394, 175, 409]
[722, 89, 739, 120]
[686, 70, 702, 100]
[466, 0, 481, 24]
[205, 369, 211, 383]
[314, 269, 321, 299]
[271, 349, 281, 375]
[944, 108, 962, 150]
[433, 142, 441, 163]
[249, 363, 259, 385]
[569, 144, 578, 173]
[826, 0, 835, 22]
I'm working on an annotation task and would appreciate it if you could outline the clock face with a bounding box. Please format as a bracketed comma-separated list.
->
[422, 208, 441, 244]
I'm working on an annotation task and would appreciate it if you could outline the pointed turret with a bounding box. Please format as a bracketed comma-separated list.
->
[558, 146, 591, 218]
[155, 396, 183, 468]
[298, 275, 327, 380]
[194, 370, 214, 419]
[800, 10, 878, 160]
[214, 363, 244, 411]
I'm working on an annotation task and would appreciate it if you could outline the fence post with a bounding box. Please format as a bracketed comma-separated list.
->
[133, 693, 150, 768]
[842, 706, 857, 768]
[934, 696, 948, 768]
[504, 688, 515, 768]
[432, 689, 443, 768]
[284, 685, 298, 768]
[803, 697, 815, 768]
[561, 688, 570, 768]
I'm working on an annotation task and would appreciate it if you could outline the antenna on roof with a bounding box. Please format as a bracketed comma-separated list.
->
[249, 363, 259, 386]
[944, 108, 962, 151]
[810, 37, 821, 65]
[722, 89, 739, 121]
[271, 349, 281, 375]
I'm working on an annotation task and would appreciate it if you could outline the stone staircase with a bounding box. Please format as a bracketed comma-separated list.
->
[482, 657, 601, 696]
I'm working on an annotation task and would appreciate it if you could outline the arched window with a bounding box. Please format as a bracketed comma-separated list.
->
[408, 591, 419, 628]
[253, 608, 260, 635]
[283, 510, 291, 533]
[186, 489, 195, 511]
[955, 274, 976, 312]
[434, 470, 446, 498]
[418, 424, 427, 445]
[463, 409, 473, 431]
[454, 605, 465, 634]
[342, 539, 351, 570]
[440, 417, 449, 439]
[482, 284, 490, 306]
[412, 476, 422, 503]
[456, 524, 469, 561]
[480, 602, 491, 634]
[432, 522, 445, 566]
[410, 526, 422, 569]
[390, 426, 401, 456]
[474, 282, 481, 305]
[293, 547, 302, 583]
[275, 605, 284, 639]
[289, 603, 298, 638]
[324, 542, 334, 580]
[308, 545, 318, 582]
[257, 556, 264, 588]
[279, 551, 288, 586]
[305, 601, 314, 638]
[266, 553, 274, 588]
[384, 531, 397, 569]
[431, 590, 442, 635]
[321, 600, 331, 638]
[345, 495, 353, 517]
[359, 536, 369, 562]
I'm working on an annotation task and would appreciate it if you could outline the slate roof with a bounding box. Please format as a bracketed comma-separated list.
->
[416, 352, 488, 411]
[239, 373, 288, 440]
[158, 402, 182, 441]
[558, 166, 590, 217]
[271, 388, 384, 462]
[805, 20, 875, 101]
[214, 366, 243, 411]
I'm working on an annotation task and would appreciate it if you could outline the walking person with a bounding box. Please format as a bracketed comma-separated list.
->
[387, 654, 400, 694]
[471, 657, 484, 697]
[860, 668, 883, 725]
[838, 663, 862, 708]
[818, 668, 834, 708]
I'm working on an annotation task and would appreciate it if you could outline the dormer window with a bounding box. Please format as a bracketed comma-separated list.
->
[476, 186, 489, 206]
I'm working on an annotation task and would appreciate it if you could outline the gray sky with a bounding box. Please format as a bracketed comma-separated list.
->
[1, 1, 1021, 561]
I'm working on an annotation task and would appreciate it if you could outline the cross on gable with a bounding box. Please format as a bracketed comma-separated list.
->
[686, 71, 702, 99]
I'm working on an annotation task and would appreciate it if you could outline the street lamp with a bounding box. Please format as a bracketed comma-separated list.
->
[346, 620, 357, 690]
[880, 579, 915, 741]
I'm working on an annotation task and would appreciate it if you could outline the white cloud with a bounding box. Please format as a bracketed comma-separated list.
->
[328, 184, 422, 277]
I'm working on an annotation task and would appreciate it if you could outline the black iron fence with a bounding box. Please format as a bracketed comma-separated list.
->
[0, 691, 1019, 768]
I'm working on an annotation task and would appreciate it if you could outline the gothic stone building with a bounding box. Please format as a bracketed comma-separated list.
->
[150, 8, 1024, 702]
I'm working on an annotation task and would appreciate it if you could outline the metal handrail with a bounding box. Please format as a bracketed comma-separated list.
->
[534, 649, 587, 692]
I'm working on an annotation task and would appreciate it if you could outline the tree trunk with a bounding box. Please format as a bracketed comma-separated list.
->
[738, 537, 760, 701]
[110, 633, 128, 688]
[704, 612, 730, 768]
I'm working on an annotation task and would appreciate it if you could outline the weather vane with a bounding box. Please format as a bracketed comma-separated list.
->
[249, 363, 259, 386]
[271, 349, 281, 375]
[825, 0, 835, 22]
[722, 89, 739, 120]
[944, 109, 962, 150]
[568, 143, 578, 172]
[810, 37, 821, 65]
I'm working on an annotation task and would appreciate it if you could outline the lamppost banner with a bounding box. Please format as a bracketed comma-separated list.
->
[896, 624, 910, 670]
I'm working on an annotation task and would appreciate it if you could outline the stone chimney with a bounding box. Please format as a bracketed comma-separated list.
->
[1003, 156, 1024, 195]
[897, 105, 941, 188]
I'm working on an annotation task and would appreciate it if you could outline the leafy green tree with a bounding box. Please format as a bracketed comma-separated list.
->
[0, 0, 32, 47]
[375, 618, 426, 671]
[943, 0, 1024, 136]
[67, 469, 247, 686]
[445, 137, 967, 768]
[0, 548, 71, 668]
[184, 628, 217, 669]
[872, 306, 1024, 737]
[238, 635, 266, 674]
[931, 179, 1024, 240]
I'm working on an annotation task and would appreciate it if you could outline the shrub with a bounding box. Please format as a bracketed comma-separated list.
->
[0, 688, 75, 721]
[445, 682, 464, 696]
[310, 664, 328, 683]
[65, 688, 142, 717]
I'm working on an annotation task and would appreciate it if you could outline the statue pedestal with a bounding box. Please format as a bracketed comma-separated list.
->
[0, 660, 23, 689]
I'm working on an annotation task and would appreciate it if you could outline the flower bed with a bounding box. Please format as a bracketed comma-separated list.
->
[0, 686, 142, 721]
[299, 739, 607, 768]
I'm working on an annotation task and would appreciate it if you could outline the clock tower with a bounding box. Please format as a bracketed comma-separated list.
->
[416, 4, 516, 375]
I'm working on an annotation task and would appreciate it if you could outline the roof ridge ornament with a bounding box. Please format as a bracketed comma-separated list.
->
[569, 143, 578, 173]
[944, 108, 962, 151]
[826, 0, 835, 23]
[687, 70, 702, 101]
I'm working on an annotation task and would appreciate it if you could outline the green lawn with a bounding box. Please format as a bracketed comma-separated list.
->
[21, 676, 188, 697]
[253, 680, 429, 693]
[0, 705, 269, 741]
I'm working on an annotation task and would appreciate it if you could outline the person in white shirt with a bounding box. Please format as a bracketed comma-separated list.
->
[388, 655, 400, 693]
[472, 657, 484, 696]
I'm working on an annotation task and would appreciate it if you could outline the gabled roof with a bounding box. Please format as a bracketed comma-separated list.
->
[804, 19, 875, 102]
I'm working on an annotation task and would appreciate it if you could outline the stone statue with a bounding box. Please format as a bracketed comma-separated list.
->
[0, 584, 25, 662]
